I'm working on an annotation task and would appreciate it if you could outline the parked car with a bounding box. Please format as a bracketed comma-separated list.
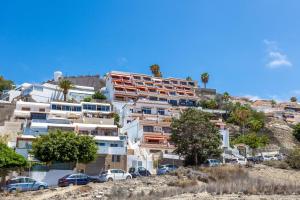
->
[201, 159, 221, 167]
[58, 173, 100, 187]
[247, 156, 261, 164]
[275, 154, 285, 160]
[129, 167, 151, 178]
[262, 155, 278, 161]
[3, 177, 48, 193]
[99, 169, 132, 182]
[230, 157, 247, 165]
[157, 164, 178, 175]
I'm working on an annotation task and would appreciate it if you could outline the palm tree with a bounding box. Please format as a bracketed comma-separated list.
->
[150, 64, 162, 77]
[186, 76, 192, 81]
[58, 79, 73, 101]
[201, 73, 209, 88]
[222, 92, 230, 102]
[290, 96, 297, 103]
[271, 100, 276, 108]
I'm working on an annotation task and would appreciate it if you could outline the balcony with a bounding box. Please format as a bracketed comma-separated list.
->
[97, 146, 126, 155]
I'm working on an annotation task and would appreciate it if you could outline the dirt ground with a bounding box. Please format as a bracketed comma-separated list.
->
[1, 165, 300, 200]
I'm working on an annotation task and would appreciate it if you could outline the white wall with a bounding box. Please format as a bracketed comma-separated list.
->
[30, 170, 75, 186]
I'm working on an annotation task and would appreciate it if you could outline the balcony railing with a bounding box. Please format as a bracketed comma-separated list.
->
[97, 146, 126, 155]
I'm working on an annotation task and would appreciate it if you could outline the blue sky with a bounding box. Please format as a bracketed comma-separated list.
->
[1, 0, 300, 101]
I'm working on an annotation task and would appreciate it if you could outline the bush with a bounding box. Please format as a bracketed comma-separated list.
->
[92, 91, 106, 100]
[293, 123, 300, 142]
[83, 96, 92, 102]
[231, 133, 269, 149]
[168, 179, 198, 188]
[263, 160, 290, 169]
[286, 148, 300, 169]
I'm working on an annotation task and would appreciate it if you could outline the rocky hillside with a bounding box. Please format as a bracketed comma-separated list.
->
[227, 116, 300, 151]
[264, 117, 300, 150]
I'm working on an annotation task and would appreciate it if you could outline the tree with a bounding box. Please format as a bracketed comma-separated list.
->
[0, 143, 27, 186]
[58, 79, 73, 101]
[171, 109, 222, 166]
[247, 119, 263, 133]
[201, 73, 209, 88]
[290, 96, 297, 103]
[200, 99, 218, 109]
[113, 113, 120, 127]
[232, 133, 269, 149]
[271, 100, 276, 108]
[231, 106, 251, 134]
[186, 76, 192, 81]
[222, 92, 230, 102]
[76, 135, 98, 163]
[150, 64, 162, 77]
[293, 123, 300, 142]
[0, 76, 14, 93]
[92, 91, 107, 100]
[286, 148, 300, 169]
[31, 130, 97, 164]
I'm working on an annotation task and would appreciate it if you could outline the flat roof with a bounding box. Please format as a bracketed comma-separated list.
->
[16, 101, 50, 107]
[93, 136, 122, 141]
[18, 135, 36, 139]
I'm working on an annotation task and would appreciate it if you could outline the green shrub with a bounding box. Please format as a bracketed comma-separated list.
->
[286, 148, 300, 169]
[92, 91, 106, 100]
[231, 133, 269, 149]
[83, 96, 92, 102]
[293, 123, 300, 142]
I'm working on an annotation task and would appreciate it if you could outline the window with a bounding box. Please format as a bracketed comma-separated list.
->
[25, 178, 35, 183]
[112, 155, 121, 162]
[169, 91, 176, 96]
[146, 83, 154, 87]
[148, 89, 156, 93]
[98, 143, 106, 146]
[142, 107, 151, 114]
[83, 104, 96, 110]
[163, 80, 170, 84]
[157, 108, 165, 115]
[159, 98, 167, 102]
[31, 113, 47, 120]
[39, 108, 45, 112]
[149, 96, 158, 101]
[162, 127, 172, 133]
[97, 105, 110, 112]
[143, 77, 151, 81]
[179, 99, 187, 106]
[21, 107, 30, 111]
[143, 126, 154, 132]
[110, 143, 118, 147]
[169, 100, 178, 106]
[180, 81, 187, 85]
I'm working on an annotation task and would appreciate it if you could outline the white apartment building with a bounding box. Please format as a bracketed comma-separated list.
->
[13, 100, 127, 174]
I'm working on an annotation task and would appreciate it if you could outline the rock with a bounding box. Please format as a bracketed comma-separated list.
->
[94, 195, 103, 199]
[81, 193, 89, 197]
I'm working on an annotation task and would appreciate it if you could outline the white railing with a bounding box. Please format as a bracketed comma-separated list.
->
[97, 147, 126, 155]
